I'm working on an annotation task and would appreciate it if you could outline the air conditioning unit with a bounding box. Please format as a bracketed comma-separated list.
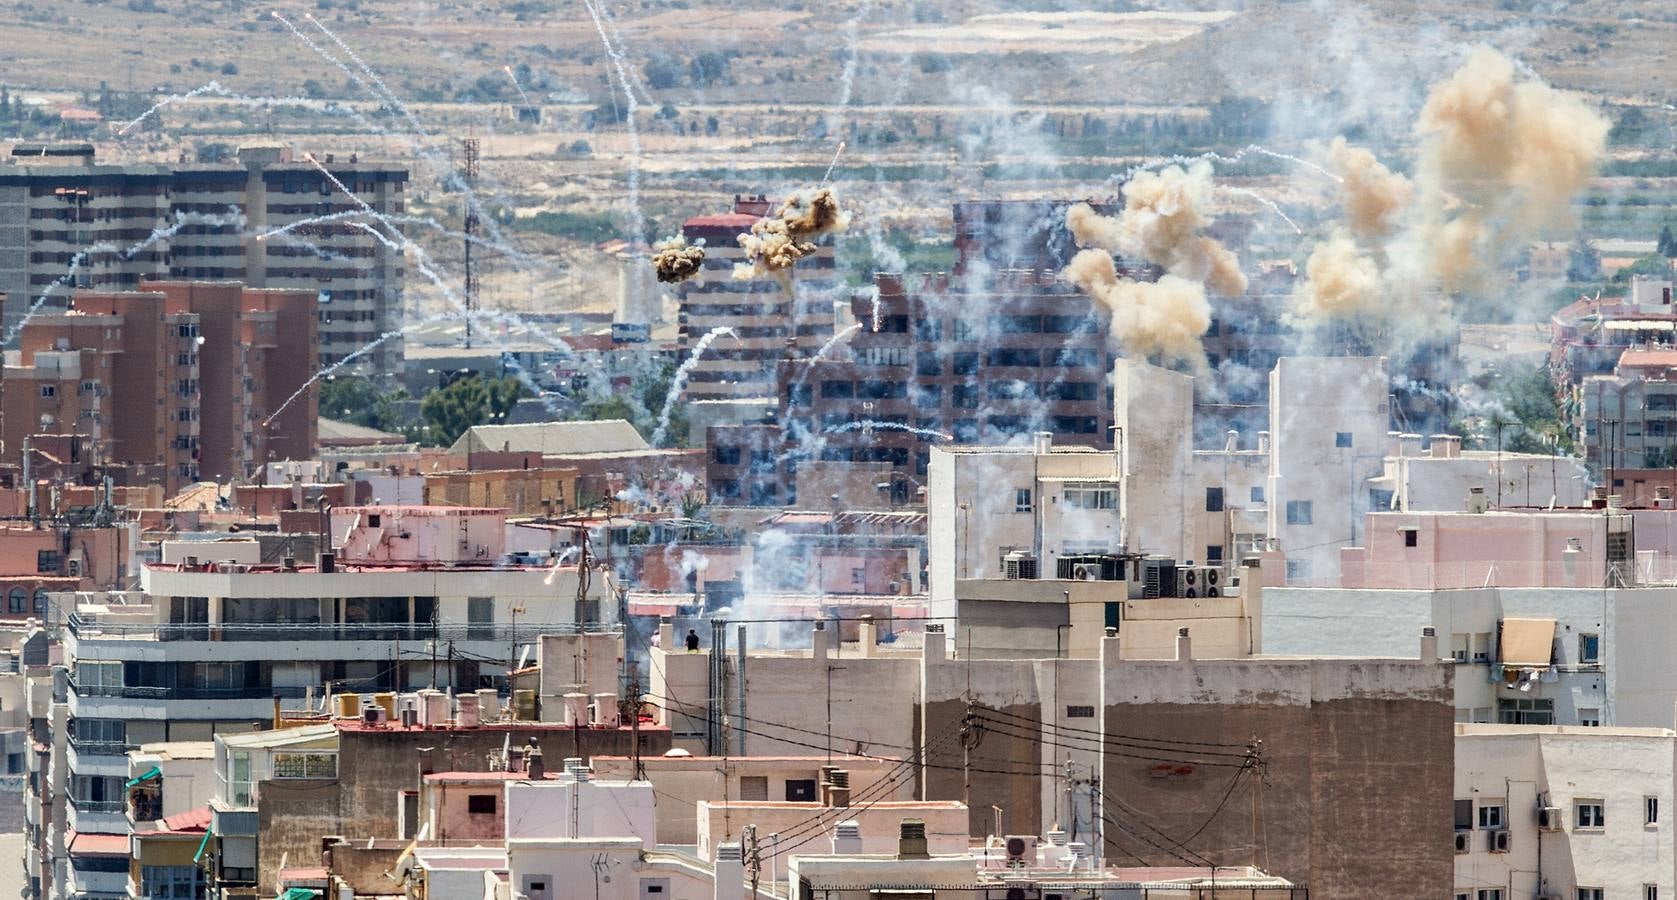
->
[1003, 835, 1036, 867]
[1176, 565, 1223, 599]
[1453, 830, 1470, 854]
[1140, 556, 1177, 599]
[1002, 551, 1038, 580]
[1072, 563, 1098, 582]
[1538, 806, 1563, 831]
[1488, 828, 1511, 853]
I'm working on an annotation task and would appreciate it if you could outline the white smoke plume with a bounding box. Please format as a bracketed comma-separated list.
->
[1064, 249, 1211, 368]
[734, 188, 852, 281]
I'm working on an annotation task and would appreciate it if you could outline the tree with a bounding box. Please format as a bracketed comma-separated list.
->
[644, 55, 683, 90]
[318, 376, 411, 433]
[419, 375, 528, 447]
[302, 79, 327, 99]
[195, 141, 233, 163]
[1616, 253, 1674, 282]
[1659, 224, 1677, 258]
[220, 62, 238, 76]
[656, 101, 679, 121]
[689, 51, 730, 87]
[1566, 240, 1602, 283]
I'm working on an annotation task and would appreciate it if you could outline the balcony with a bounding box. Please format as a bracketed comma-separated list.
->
[68, 614, 605, 644]
[68, 797, 124, 815]
[65, 737, 135, 757]
[69, 677, 313, 702]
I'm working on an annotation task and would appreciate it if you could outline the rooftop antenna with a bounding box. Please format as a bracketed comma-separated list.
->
[461, 137, 480, 350]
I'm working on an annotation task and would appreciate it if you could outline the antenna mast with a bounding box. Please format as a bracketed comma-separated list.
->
[461, 137, 480, 349]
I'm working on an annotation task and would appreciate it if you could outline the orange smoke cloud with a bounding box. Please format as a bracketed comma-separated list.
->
[1065, 248, 1211, 366]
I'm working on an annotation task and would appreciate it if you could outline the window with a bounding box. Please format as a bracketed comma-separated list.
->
[467, 597, 493, 640]
[738, 776, 768, 801]
[1063, 485, 1116, 510]
[37, 550, 61, 573]
[712, 446, 741, 466]
[951, 352, 979, 376]
[1579, 708, 1601, 727]
[1473, 633, 1493, 663]
[1478, 801, 1505, 829]
[1498, 698, 1554, 725]
[5, 588, 23, 614]
[1576, 801, 1605, 829]
[1335, 431, 1353, 448]
[785, 779, 817, 802]
[1285, 559, 1311, 581]
[272, 751, 338, 779]
[1451, 634, 1470, 662]
[1205, 487, 1224, 512]
[1250, 485, 1264, 503]
[1579, 633, 1601, 665]
[1648, 796, 1660, 826]
[39, 385, 54, 398]
[1454, 799, 1473, 831]
[1646, 886, 1659, 900]
[467, 793, 497, 814]
[1578, 890, 1604, 900]
[1285, 500, 1312, 525]
[1206, 545, 1223, 563]
[1065, 705, 1095, 718]
[1478, 890, 1502, 900]
[1403, 529, 1418, 548]
[1014, 489, 1032, 513]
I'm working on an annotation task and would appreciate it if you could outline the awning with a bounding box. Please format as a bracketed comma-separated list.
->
[279, 889, 322, 900]
[125, 766, 162, 788]
[68, 832, 130, 856]
[1499, 618, 1558, 666]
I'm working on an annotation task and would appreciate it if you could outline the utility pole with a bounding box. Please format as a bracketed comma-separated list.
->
[744, 824, 761, 898]
[826, 664, 847, 764]
[461, 137, 480, 349]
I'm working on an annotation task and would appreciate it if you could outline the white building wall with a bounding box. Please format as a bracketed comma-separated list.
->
[1455, 725, 1677, 900]
[1113, 360, 1192, 559]
[1261, 586, 1677, 727]
[1267, 357, 1389, 584]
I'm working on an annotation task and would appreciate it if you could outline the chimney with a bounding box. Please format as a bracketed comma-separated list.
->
[1420, 626, 1439, 662]
[1257, 431, 1270, 454]
[830, 820, 862, 854]
[897, 819, 930, 860]
[658, 617, 675, 651]
[812, 620, 829, 665]
[712, 842, 745, 900]
[1032, 431, 1052, 455]
[564, 692, 590, 726]
[1224, 429, 1238, 452]
[1175, 627, 1192, 662]
[526, 740, 545, 779]
[857, 615, 876, 658]
[923, 622, 947, 662]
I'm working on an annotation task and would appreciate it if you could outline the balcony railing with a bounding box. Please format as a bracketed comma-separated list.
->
[69, 679, 313, 702]
[67, 615, 616, 643]
[67, 797, 124, 814]
[66, 737, 135, 757]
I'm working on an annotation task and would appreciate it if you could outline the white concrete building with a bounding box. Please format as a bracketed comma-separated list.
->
[1261, 585, 1677, 727]
[1372, 434, 1591, 513]
[1456, 723, 1677, 900]
[1266, 356, 1391, 585]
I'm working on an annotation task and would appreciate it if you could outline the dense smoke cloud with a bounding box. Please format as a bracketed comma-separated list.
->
[1064, 249, 1212, 367]
[1063, 161, 1245, 365]
[1293, 231, 1382, 320]
[734, 188, 852, 280]
[1291, 45, 1609, 325]
[1326, 136, 1412, 241]
[651, 236, 706, 284]
[1068, 162, 1249, 298]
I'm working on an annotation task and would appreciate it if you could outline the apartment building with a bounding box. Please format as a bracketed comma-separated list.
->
[1455, 724, 1677, 900]
[649, 620, 1452, 896]
[0, 143, 407, 376]
[29, 505, 615, 900]
[1260, 583, 1677, 727]
[1580, 347, 1677, 470]
[676, 195, 838, 401]
[2, 280, 317, 490]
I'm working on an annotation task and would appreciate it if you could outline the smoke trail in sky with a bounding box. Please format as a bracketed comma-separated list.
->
[579, 0, 646, 244]
[651, 327, 738, 447]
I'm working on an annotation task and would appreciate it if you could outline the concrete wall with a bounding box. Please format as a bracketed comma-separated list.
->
[695, 799, 966, 860]
[590, 755, 908, 846]
[1267, 357, 1389, 585]
[1099, 640, 1454, 900]
[1262, 585, 1677, 728]
[1114, 360, 1193, 560]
